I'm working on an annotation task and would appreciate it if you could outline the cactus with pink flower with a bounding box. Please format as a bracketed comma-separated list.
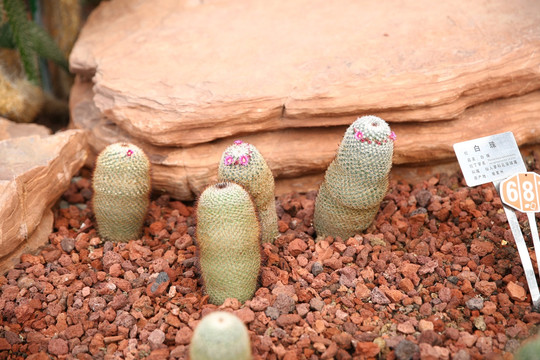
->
[218, 140, 279, 243]
[313, 115, 395, 240]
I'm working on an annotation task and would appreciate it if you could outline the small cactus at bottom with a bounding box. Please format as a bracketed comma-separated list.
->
[92, 142, 151, 242]
[196, 182, 261, 305]
[515, 336, 540, 360]
[189, 311, 252, 360]
[218, 140, 279, 243]
[314, 115, 395, 240]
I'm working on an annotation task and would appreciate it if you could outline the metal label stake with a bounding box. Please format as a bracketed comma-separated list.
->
[494, 180, 540, 309]
[454, 132, 540, 309]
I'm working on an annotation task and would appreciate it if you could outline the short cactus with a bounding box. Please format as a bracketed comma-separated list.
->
[515, 336, 540, 360]
[196, 182, 261, 305]
[218, 140, 278, 243]
[189, 311, 252, 360]
[313, 115, 395, 240]
[92, 142, 151, 242]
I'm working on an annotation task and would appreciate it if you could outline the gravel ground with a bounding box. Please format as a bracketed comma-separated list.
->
[1, 151, 540, 360]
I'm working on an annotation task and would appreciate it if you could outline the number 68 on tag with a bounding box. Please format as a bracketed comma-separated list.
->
[500, 172, 540, 213]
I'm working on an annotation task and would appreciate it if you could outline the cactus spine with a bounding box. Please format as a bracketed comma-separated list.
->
[189, 311, 252, 360]
[196, 182, 261, 305]
[92, 142, 151, 242]
[314, 116, 395, 240]
[218, 140, 278, 243]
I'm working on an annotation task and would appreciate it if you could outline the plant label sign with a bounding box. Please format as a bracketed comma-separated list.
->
[453, 132, 526, 187]
[454, 132, 540, 309]
[501, 172, 540, 213]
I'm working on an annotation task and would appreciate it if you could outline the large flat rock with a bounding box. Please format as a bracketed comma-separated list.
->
[0, 127, 88, 272]
[70, 0, 540, 147]
[71, 78, 540, 200]
[0, 117, 51, 140]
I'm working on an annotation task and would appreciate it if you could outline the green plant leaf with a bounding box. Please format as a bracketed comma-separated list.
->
[3, 0, 39, 84]
[0, 22, 15, 48]
[28, 21, 69, 71]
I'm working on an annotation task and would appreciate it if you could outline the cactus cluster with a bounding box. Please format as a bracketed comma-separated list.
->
[189, 311, 252, 360]
[313, 115, 395, 240]
[218, 140, 279, 243]
[92, 142, 151, 243]
[196, 182, 261, 305]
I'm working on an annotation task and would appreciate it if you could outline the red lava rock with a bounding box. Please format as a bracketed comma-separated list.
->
[47, 338, 69, 356]
[371, 287, 391, 305]
[65, 323, 84, 339]
[506, 281, 527, 301]
[470, 239, 495, 257]
[235, 307, 256, 323]
[355, 341, 380, 357]
[14, 303, 34, 323]
[288, 238, 308, 256]
[4, 157, 540, 359]
[398, 278, 415, 293]
[355, 284, 371, 300]
[175, 326, 193, 345]
[146, 271, 171, 297]
[419, 343, 450, 359]
[474, 280, 497, 296]
[397, 322, 416, 335]
[276, 314, 302, 327]
[0, 338, 11, 351]
[400, 263, 421, 286]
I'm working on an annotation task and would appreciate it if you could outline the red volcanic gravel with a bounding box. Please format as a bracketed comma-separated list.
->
[1, 151, 540, 360]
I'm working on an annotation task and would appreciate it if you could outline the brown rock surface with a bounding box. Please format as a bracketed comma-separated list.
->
[70, 0, 540, 147]
[0, 126, 88, 273]
[70, 78, 540, 199]
[0, 117, 51, 141]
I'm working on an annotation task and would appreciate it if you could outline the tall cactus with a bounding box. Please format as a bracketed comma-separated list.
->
[314, 115, 395, 240]
[189, 311, 252, 360]
[92, 142, 151, 242]
[196, 182, 261, 305]
[218, 140, 278, 243]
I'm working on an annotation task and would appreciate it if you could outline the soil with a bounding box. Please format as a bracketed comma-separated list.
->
[1, 151, 540, 360]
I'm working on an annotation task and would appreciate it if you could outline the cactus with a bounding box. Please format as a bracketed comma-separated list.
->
[218, 140, 278, 243]
[515, 336, 540, 360]
[189, 311, 252, 360]
[196, 182, 261, 305]
[313, 115, 395, 240]
[92, 142, 151, 243]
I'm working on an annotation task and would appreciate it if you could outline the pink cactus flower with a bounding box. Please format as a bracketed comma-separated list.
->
[354, 129, 363, 140]
[126, 149, 133, 157]
[389, 131, 397, 141]
[224, 156, 234, 165]
[234, 140, 243, 145]
[240, 155, 249, 165]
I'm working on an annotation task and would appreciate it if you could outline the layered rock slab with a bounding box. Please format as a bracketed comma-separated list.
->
[70, 0, 540, 147]
[0, 125, 88, 273]
[71, 79, 540, 200]
[0, 117, 51, 140]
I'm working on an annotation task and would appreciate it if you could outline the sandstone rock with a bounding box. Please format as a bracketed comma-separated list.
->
[0, 126, 88, 273]
[0, 117, 51, 141]
[70, 0, 540, 147]
[70, 78, 540, 199]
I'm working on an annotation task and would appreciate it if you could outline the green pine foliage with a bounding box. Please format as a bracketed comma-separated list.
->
[1, 0, 68, 85]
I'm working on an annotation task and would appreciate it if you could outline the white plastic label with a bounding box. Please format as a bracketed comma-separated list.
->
[453, 132, 526, 187]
